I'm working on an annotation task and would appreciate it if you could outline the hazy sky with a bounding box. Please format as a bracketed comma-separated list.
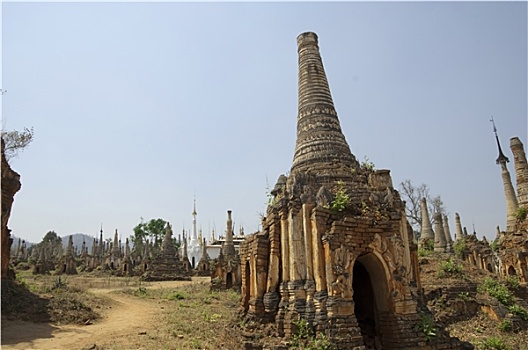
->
[2, 1, 527, 244]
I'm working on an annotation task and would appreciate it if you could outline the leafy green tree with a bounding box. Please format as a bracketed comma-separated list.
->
[41, 230, 62, 245]
[1, 127, 34, 161]
[132, 218, 168, 248]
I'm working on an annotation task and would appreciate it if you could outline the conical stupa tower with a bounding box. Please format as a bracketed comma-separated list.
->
[510, 137, 528, 208]
[291, 32, 359, 183]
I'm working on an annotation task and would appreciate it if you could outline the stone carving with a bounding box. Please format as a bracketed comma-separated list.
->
[331, 244, 353, 298]
[315, 185, 333, 208]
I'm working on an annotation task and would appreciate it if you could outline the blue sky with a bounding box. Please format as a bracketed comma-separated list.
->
[2, 1, 527, 244]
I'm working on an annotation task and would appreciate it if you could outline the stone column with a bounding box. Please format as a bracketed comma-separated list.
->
[266, 217, 280, 292]
[279, 209, 290, 282]
[303, 203, 315, 280]
[288, 203, 305, 281]
[419, 198, 434, 246]
[433, 213, 447, 252]
[454, 213, 464, 241]
[510, 137, 528, 208]
[311, 208, 328, 292]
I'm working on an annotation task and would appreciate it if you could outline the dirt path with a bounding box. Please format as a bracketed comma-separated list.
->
[1, 280, 198, 350]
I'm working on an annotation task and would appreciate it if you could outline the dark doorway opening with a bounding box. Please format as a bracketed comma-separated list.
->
[508, 266, 517, 276]
[192, 257, 195, 269]
[244, 261, 251, 312]
[486, 263, 493, 272]
[226, 272, 233, 289]
[353, 261, 379, 349]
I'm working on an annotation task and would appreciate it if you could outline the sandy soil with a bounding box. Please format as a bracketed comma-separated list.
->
[1, 280, 198, 350]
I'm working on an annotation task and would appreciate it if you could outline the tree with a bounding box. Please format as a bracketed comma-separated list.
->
[132, 217, 168, 248]
[399, 179, 446, 236]
[41, 230, 62, 245]
[1, 127, 34, 161]
[37, 230, 63, 259]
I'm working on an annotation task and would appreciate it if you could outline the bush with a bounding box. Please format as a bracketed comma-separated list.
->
[508, 304, 528, 321]
[481, 278, 514, 306]
[480, 336, 512, 350]
[437, 258, 462, 277]
[329, 181, 350, 212]
[498, 319, 512, 332]
[414, 314, 437, 340]
[504, 276, 519, 290]
[453, 239, 465, 258]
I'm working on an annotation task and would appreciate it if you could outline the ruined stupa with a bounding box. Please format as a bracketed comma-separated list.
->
[239, 32, 459, 349]
[142, 222, 191, 281]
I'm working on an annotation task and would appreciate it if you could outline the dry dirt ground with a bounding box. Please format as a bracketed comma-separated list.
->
[1, 276, 244, 350]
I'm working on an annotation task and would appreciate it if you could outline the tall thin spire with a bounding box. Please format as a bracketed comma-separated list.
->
[491, 117, 518, 231]
[291, 32, 358, 181]
[491, 116, 509, 165]
[192, 197, 198, 240]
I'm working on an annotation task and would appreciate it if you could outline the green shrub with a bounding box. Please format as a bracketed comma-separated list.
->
[418, 248, 431, 257]
[504, 276, 519, 290]
[498, 319, 512, 332]
[329, 181, 350, 213]
[508, 304, 528, 321]
[453, 239, 466, 258]
[490, 239, 499, 252]
[438, 258, 462, 277]
[414, 314, 437, 340]
[480, 336, 512, 350]
[481, 278, 513, 306]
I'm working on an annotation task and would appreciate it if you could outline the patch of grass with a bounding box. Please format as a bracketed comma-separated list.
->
[166, 291, 188, 301]
[291, 319, 335, 350]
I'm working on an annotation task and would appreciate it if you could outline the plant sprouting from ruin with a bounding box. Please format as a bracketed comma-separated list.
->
[515, 206, 527, 221]
[453, 239, 466, 258]
[360, 156, 375, 171]
[329, 181, 350, 213]
[414, 314, 437, 340]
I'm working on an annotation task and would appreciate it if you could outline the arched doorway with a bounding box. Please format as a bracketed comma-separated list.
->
[353, 261, 378, 348]
[508, 266, 517, 276]
[353, 253, 391, 350]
